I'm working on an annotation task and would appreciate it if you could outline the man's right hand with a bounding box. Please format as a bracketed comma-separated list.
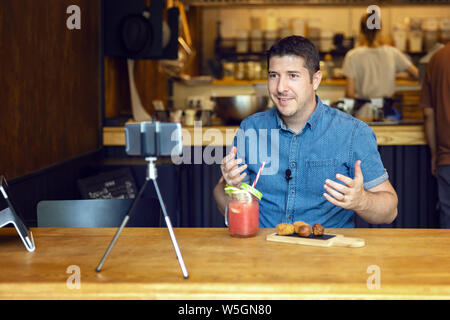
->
[221, 146, 248, 187]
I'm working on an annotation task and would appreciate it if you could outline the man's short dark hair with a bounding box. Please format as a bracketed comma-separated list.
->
[267, 35, 320, 81]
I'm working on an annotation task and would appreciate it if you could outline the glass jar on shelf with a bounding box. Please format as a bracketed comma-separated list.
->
[264, 30, 278, 51]
[234, 62, 245, 80]
[236, 29, 249, 53]
[250, 29, 263, 53]
[222, 61, 235, 80]
[254, 62, 262, 80]
[246, 61, 255, 81]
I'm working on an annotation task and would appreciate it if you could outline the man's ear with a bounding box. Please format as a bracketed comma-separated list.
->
[312, 70, 322, 91]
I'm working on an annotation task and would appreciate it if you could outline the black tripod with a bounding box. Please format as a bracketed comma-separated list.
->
[95, 157, 189, 279]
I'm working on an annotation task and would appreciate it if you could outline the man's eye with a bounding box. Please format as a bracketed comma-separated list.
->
[289, 73, 300, 79]
[268, 73, 278, 78]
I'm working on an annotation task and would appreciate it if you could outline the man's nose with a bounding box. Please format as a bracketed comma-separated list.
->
[277, 76, 288, 93]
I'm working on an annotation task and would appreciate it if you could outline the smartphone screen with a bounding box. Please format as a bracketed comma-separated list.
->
[125, 122, 182, 157]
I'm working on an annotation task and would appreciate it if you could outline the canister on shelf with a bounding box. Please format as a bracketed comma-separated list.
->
[200, 99, 215, 126]
[422, 18, 438, 52]
[223, 62, 235, 79]
[393, 23, 408, 52]
[409, 30, 423, 53]
[170, 110, 183, 123]
[264, 30, 278, 51]
[320, 30, 333, 52]
[250, 29, 263, 53]
[236, 29, 249, 53]
[234, 62, 245, 80]
[246, 61, 255, 81]
[440, 18, 450, 43]
[184, 109, 197, 127]
[254, 62, 262, 80]
[291, 18, 305, 36]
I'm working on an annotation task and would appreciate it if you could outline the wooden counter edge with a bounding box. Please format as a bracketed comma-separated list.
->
[1, 228, 449, 300]
[103, 125, 426, 147]
[0, 281, 448, 300]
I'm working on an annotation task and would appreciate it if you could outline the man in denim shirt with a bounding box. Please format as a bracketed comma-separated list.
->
[214, 36, 398, 228]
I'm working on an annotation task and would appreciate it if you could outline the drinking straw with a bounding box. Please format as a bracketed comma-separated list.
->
[252, 161, 266, 188]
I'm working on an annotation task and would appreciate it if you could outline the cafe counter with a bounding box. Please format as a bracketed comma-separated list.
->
[1, 227, 449, 299]
[103, 122, 426, 147]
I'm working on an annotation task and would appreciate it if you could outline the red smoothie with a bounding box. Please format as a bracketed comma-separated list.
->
[228, 198, 259, 237]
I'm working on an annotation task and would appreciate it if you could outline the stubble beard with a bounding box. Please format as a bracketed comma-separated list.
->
[274, 93, 316, 129]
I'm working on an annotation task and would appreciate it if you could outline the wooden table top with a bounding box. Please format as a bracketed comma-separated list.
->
[1, 227, 449, 300]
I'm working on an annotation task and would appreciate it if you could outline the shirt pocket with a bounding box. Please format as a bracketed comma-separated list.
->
[305, 158, 337, 196]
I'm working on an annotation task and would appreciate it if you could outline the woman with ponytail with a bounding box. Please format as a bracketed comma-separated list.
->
[342, 13, 418, 102]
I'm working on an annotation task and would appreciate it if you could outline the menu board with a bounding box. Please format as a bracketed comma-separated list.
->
[77, 168, 137, 200]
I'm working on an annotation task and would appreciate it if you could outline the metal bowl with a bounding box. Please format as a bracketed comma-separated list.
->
[213, 95, 270, 125]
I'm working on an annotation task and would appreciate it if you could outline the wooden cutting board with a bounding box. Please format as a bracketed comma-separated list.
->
[266, 233, 365, 248]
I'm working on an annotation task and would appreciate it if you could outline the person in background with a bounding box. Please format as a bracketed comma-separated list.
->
[342, 13, 418, 120]
[420, 42, 450, 228]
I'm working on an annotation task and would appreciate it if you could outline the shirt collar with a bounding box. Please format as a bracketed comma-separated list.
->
[307, 96, 325, 130]
[273, 95, 324, 132]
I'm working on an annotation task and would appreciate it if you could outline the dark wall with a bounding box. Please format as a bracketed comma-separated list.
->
[0, 0, 101, 179]
[9, 151, 104, 227]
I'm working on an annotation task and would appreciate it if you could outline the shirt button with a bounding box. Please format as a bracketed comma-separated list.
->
[291, 162, 296, 168]
[288, 215, 293, 220]
[291, 189, 295, 194]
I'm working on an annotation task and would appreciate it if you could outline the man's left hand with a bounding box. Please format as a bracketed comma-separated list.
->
[323, 160, 368, 211]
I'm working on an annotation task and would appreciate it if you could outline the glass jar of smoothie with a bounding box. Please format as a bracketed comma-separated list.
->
[224, 183, 262, 238]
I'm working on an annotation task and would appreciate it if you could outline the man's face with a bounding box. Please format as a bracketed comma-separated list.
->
[268, 55, 320, 120]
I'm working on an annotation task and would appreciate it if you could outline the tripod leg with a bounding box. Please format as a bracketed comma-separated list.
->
[95, 179, 149, 272]
[95, 215, 130, 272]
[152, 179, 189, 279]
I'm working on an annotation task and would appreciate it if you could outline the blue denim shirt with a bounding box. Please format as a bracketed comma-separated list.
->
[233, 97, 388, 228]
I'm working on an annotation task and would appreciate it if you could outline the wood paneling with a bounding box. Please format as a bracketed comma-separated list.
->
[394, 90, 424, 121]
[0, 0, 100, 179]
[104, 54, 168, 118]
[104, 56, 131, 118]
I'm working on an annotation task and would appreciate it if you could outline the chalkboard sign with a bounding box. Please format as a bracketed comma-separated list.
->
[77, 167, 137, 199]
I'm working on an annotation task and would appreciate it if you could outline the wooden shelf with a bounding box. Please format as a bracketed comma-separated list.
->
[103, 123, 426, 147]
[103, 125, 239, 147]
[211, 79, 419, 86]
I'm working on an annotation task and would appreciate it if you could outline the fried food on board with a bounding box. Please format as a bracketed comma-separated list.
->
[275, 222, 325, 237]
[293, 221, 309, 234]
[312, 223, 325, 236]
[297, 225, 312, 237]
[276, 223, 295, 235]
